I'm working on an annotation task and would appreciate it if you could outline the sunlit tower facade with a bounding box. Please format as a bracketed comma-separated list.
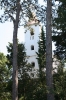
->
[24, 17, 41, 74]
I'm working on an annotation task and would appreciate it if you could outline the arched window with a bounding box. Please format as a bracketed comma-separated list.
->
[31, 45, 34, 50]
[31, 62, 35, 67]
[30, 28, 34, 35]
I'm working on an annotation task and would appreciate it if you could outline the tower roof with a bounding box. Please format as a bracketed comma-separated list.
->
[24, 12, 40, 27]
[26, 19, 40, 26]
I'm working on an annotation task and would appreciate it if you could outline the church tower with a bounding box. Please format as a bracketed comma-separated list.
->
[24, 14, 41, 73]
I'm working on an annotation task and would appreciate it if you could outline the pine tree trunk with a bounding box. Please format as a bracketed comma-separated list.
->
[46, 0, 54, 100]
[12, 0, 20, 100]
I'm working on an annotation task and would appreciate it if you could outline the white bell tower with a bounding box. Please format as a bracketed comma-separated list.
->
[24, 18, 41, 72]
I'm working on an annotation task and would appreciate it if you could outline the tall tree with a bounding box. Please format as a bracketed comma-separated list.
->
[36, 26, 46, 82]
[36, 26, 47, 100]
[46, 0, 54, 100]
[12, 1, 21, 100]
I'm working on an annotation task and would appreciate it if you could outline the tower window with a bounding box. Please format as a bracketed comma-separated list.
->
[30, 28, 34, 35]
[31, 31, 34, 35]
[31, 62, 35, 67]
[31, 45, 34, 50]
[30, 35, 34, 40]
[32, 35, 34, 39]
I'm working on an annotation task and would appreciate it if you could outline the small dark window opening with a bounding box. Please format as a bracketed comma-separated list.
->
[31, 62, 35, 67]
[30, 28, 34, 35]
[31, 45, 34, 50]
[30, 31, 34, 35]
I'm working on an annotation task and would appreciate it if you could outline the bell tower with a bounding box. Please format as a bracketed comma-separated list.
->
[24, 15, 41, 75]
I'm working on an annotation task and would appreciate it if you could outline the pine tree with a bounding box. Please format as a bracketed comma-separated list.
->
[36, 26, 46, 82]
[36, 26, 47, 100]
[6, 41, 28, 80]
[46, 0, 54, 99]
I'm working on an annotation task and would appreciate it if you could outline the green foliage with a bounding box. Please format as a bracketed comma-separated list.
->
[6, 42, 28, 79]
[52, 0, 66, 60]
[19, 78, 47, 100]
[34, 26, 47, 100]
[53, 61, 66, 100]
[6, 40, 47, 100]
[0, 1, 46, 100]
[52, 1, 66, 98]
[6, 41, 34, 99]
[0, 0, 41, 24]
[0, 0, 46, 25]
[0, 52, 11, 100]
[0, 52, 8, 80]
[36, 26, 46, 80]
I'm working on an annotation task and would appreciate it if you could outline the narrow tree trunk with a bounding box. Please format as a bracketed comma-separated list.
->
[46, 0, 54, 100]
[12, 0, 20, 100]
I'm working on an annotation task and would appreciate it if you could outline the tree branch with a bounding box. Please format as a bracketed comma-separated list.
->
[8, 13, 15, 24]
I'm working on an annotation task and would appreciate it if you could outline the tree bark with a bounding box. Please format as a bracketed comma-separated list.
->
[12, 0, 21, 100]
[46, 0, 55, 100]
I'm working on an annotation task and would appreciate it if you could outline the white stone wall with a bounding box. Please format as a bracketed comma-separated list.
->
[24, 24, 41, 69]
[26, 55, 38, 69]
